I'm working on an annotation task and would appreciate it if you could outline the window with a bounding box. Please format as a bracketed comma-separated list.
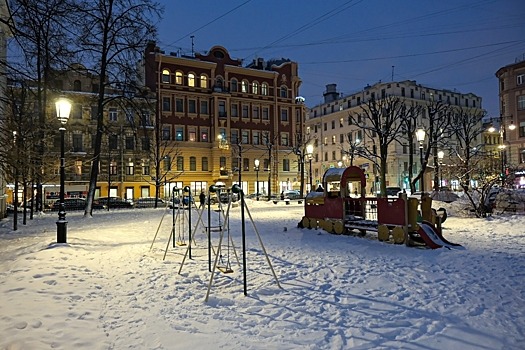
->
[141, 111, 152, 127]
[141, 137, 150, 151]
[175, 71, 183, 84]
[190, 156, 196, 171]
[331, 120, 335, 129]
[126, 108, 133, 123]
[176, 156, 183, 171]
[241, 80, 248, 93]
[162, 69, 170, 84]
[324, 137, 327, 146]
[231, 129, 239, 144]
[231, 103, 238, 118]
[252, 82, 259, 94]
[518, 95, 525, 111]
[517, 74, 524, 86]
[281, 133, 289, 146]
[188, 99, 196, 113]
[280, 86, 287, 98]
[263, 158, 269, 171]
[200, 100, 208, 114]
[201, 128, 208, 142]
[219, 101, 226, 118]
[253, 106, 260, 119]
[332, 135, 336, 144]
[261, 83, 268, 96]
[220, 156, 226, 168]
[109, 135, 118, 149]
[281, 109, 288, 122]
[110, 161, 117, 175]
[189, 128, 196, 141]
[72, 134, 83, 152]
[162, 97, 171, 112]
[188, 73, 195, 87]
[242, 105, 249, 118]
[262, 107, 269, 120]
[75, 160, 82, 175]
[520, 121, 525, 138]
[283, 159, 290, 171]
[162, 126, 171, 141]
[73, 80, 82, 91]
[126, 162, 134, 175]
[332, 151, 336, 160]
[164, 156, 171, 171]
[253, 131, 260, 145]
[243, 158, 250, 171]
[175, 126, 184, 141]
[242, 130, 249, 144]
[125, 136, 134, 150]
[230, 78, 238, 92]
[176, 98, 183, 113]
[202, 157, 209, 171]
[142, 161, 150, 176]
[200, 75, 207, 88]
[91, 106, 98, 120]
[72, 104, 82, 119]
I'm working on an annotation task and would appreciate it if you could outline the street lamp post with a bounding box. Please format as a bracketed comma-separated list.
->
[254, 159, 260, 201]
[416, 128, 426, 193]
[437, 150, 444, 190]
[56, 98, 71, 244]
[306, 144, 314, 192]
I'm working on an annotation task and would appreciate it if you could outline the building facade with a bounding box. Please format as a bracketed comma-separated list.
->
[142, 42, 305, 198]
[306, 80, 483, 192]
[0, 0, 11, 217]
[496, 57, 525, 187]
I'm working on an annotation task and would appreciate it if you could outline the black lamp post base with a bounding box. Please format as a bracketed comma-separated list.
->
[56, 220, 68, 243]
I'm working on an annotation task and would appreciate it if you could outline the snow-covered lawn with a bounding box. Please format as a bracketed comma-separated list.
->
[0, 199, 523, 349]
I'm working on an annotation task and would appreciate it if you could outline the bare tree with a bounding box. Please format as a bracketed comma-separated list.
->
[350, 96, 413, 197]
[397, 103, 423, 193]
[73, 0, 162, 216]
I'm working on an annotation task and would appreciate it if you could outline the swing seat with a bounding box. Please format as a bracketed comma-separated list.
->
[205, 226, 222, 233]
[176, 241, 187, 246]
[217, 266, 234, 274]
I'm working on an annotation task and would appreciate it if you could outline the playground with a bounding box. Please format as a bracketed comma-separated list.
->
[0, 196, 523, 349]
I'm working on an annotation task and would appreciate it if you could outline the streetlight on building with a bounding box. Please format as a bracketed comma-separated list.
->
[416, 128, 426, 193]
[306, 144, 314, 192]
[55, 97, 71, 243]
[254, 159, 260, 201]
[437, 150, 444, 190]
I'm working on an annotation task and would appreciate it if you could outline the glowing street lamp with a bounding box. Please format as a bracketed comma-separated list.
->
[416, 128, 426, 193]
[56, 97, 71, 243]
[254, 159, 260, 201]
[437, 150, 445, 190]
[306, 144, 314, 191]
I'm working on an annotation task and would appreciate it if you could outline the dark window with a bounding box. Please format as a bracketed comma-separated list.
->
[109, 135, 118, 150]
[176, 156, 183, 171]
[190, 156, 196, 171]
[202, 157, 208, 171]
[176, 98, 183, 112]
[189, 99, 196, 113]
[125, 136, 134, 150]
[72, 134, 83, 152]
[142, 137, 150, 151]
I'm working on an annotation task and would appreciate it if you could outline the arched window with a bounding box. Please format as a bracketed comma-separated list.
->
[188, 73, 195, 87]
[241, 80, 248, 93]
[200, 75, 207, 88]
[73, 80, 82, 91]
[202, 157, 208, 171]
[252, 82, 259, 94]
[189, 156, 196, 171]
[230, 78, 238, 92]
[162, 69, 170, 84]
[175, 71, 183, 85]
[261, 83, 268, 96]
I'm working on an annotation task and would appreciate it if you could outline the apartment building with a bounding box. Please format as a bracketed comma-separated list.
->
[306, 81, 483, 192]
[142, 42, 305, 198]
[43, 64, 155, 202]
[0, 0, 11, 217]
[496, 57, 525, 187]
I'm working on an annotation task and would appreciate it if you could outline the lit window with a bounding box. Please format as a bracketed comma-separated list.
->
[188, 73, 195, 87]
[175, 71, 183, 85]
[261, 83, 268, 96]
[126, 162, 134, 175]
[175, 127, 184, 141]
[252, 82, 259, 94]
[162, 69, 170, 84]
[200, 75, 207, 88]
[75, 160, 82, 175]
[189, 128, 196, 142]
[241, 80, 248, 93]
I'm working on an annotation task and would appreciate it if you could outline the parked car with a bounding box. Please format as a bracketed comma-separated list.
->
[386, 187, 402, 197]
[283, 190, 301, 200]
[97, 197, 134, 209]
[50, 198, 104, 211]
[135, 197, 165, 208]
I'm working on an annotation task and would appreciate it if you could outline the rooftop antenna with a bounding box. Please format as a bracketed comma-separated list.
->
[190, 35, 195, 57]
[391, 65, 394, 82]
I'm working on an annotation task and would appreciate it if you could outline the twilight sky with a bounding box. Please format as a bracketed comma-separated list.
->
[155, 0, 525, 117]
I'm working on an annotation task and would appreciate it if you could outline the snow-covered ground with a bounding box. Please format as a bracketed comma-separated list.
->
[0, 197, 523, 349]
